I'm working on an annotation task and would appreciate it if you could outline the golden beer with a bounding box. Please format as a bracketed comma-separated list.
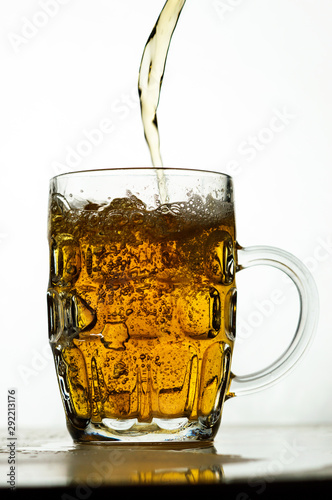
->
[48, 169, 237, 442]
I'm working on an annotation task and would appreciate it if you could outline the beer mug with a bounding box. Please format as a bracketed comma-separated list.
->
[47, 168, 318, 443]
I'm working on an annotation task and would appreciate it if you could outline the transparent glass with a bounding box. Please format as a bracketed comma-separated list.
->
[47, 168, 319, 444]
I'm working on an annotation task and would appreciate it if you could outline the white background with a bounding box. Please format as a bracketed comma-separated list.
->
[0, 0, 331, 431]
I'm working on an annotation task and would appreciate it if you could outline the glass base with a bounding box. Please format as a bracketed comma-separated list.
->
[67, 414, 221, 445]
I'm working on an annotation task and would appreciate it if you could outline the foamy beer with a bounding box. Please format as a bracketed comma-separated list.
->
[47, 169, 318, 443]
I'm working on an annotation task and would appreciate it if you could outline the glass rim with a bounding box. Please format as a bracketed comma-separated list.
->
[50, 167, 232, 182]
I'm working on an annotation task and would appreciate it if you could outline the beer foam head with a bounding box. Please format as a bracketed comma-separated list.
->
[50, 191, 234, 244]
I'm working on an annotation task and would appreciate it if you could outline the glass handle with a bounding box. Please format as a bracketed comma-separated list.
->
[230, 245, 319, 396]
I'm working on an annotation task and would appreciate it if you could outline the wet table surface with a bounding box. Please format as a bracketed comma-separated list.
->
[1, 426, 332, 498]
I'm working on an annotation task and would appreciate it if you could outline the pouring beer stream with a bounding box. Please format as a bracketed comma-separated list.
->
[138, 0, 187, 203]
